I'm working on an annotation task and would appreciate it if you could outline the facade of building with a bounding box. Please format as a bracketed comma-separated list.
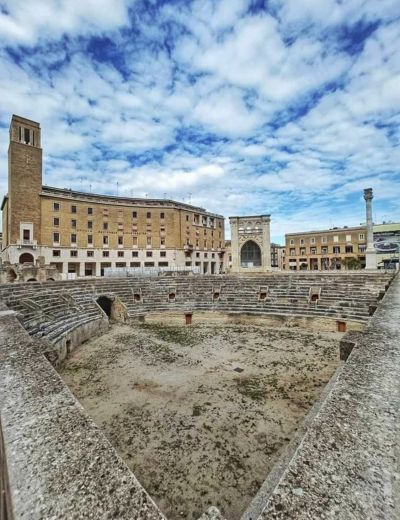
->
[224, 240, 232, 271]
[285, 226, 367, 271]
[270, 243, 285, 269]
[285, 221, 400, 271]
[373, 222, 400, 269]
[1, 115, 225, 277]
[229, 215, 271, 273]
[278, 245, 286, 270]
[270, 242, 280, 268]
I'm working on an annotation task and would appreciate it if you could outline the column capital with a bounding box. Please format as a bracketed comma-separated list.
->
[364, 188, 373, 201]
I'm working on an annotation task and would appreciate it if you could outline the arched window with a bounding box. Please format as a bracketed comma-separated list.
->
[241, 240, 262, 267]
[19, 252, 34, 264]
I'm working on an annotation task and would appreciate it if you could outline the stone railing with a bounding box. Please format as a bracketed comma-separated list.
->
[0, 419, 13, 520]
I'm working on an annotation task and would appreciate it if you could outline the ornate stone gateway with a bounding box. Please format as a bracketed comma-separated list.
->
[229, 215, 271, 272]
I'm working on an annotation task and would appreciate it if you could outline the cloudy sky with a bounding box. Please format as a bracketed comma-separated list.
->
[1, 0, 399, 243]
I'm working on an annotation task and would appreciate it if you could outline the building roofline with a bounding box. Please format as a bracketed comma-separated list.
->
[1, 195, 8, 211]
[229, 214, 271, 219]
[11, 114, 40, 127]
[40, 185, 224, 218]
[285, 225, 366, 237]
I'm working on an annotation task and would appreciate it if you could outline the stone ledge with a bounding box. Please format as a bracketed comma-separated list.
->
[253, 274, 400, 520]
[0, 312, 166, 520]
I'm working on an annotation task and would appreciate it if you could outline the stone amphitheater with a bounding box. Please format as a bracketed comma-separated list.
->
[0, 271, 399, 520]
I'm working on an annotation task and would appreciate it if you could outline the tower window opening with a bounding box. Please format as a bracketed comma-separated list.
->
[24, 127, 31, 144]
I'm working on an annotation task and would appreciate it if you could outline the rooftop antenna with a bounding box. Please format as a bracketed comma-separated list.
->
[116, 181, 119, 196]
[188, 192, 192, 204]
[145, 193, 148, 198]
[89, 184, 92, 193]
[164, 192, 166, 199]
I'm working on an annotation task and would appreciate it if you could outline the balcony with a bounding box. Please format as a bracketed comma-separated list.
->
[16, 239, 37, 249]
[184, 244, 193, 257]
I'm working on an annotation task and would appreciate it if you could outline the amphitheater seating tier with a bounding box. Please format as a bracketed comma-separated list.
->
[0, 273, 394, 344]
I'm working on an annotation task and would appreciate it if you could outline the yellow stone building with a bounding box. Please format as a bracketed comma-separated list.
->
[1, 115, 225, 277]
[229, 215, 271, 273]
[285, 225, 367, 270]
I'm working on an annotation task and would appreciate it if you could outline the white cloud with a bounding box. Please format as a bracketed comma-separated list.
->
[192, 87, 262, 136]
[0, 0, 131, 44]
[0, 0, 399, 241]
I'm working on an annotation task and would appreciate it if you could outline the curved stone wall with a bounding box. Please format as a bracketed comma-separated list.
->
[0, 271, 398, 520]
[0, 272, 393, 350]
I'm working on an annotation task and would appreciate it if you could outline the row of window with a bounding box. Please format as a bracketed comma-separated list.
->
[52, 218, 168, 232]
[53, 203, 165, 219]
[51, 219, 222, 239]
[52, 203, 222, 229]
[52, 232, 222, 249]
[289, 234, 365, 245]
[52, 250, 169, 258]
[289, 244, 366, 255]
[53, 233, 166, 246]
[52, 248, 218, 259]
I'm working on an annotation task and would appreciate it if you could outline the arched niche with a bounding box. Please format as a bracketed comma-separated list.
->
[240, 240, 262, 267]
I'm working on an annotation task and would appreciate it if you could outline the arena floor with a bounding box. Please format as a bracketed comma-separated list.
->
[60, 321, 340, 519]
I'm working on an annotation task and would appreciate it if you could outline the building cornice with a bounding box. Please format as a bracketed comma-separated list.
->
[40, 186, 224, 218]
[1, 195, 8, 211]
[229, 214, 271, 219]
[286, 225, 366, 237]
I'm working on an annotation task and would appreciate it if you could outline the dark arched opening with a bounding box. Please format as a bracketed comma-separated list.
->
[27, 278, 37, 282]
[241, 240, 262, 267]
[19, 252, 34, 264]
[7, 269, 17, 283]
[97, 296, 112, 317]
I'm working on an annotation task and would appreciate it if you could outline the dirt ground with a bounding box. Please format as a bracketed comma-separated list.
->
[60, 322, 340, 520]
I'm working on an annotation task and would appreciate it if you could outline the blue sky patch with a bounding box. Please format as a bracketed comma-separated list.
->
[0, 0, 399, 243]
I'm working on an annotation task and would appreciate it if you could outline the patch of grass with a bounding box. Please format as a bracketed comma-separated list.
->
[141, 324, 204, 347]
[236, 375, 282, 401]
[61, 363, 87, 372]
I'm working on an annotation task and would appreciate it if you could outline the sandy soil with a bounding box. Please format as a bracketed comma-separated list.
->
[60, 322, 340, 520]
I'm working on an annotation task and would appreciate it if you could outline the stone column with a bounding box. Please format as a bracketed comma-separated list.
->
[364, 188, 377, 270]
[95, 262, 101, 277]
[229, 218, 240, 273]
[261, 215, 271, 271]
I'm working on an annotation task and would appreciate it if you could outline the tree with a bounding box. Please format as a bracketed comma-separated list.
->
[342, 257, 362, 270]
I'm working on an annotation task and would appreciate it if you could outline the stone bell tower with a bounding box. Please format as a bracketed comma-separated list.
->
[6, 115, 42, 248]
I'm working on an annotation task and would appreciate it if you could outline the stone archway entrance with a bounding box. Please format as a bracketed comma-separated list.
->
[240, 240, 262, 267]
[96, 295, 128, 322]
[97, 296, 113, 317]
[19, 252, 34, 264]
[7, 269, 17, 283]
